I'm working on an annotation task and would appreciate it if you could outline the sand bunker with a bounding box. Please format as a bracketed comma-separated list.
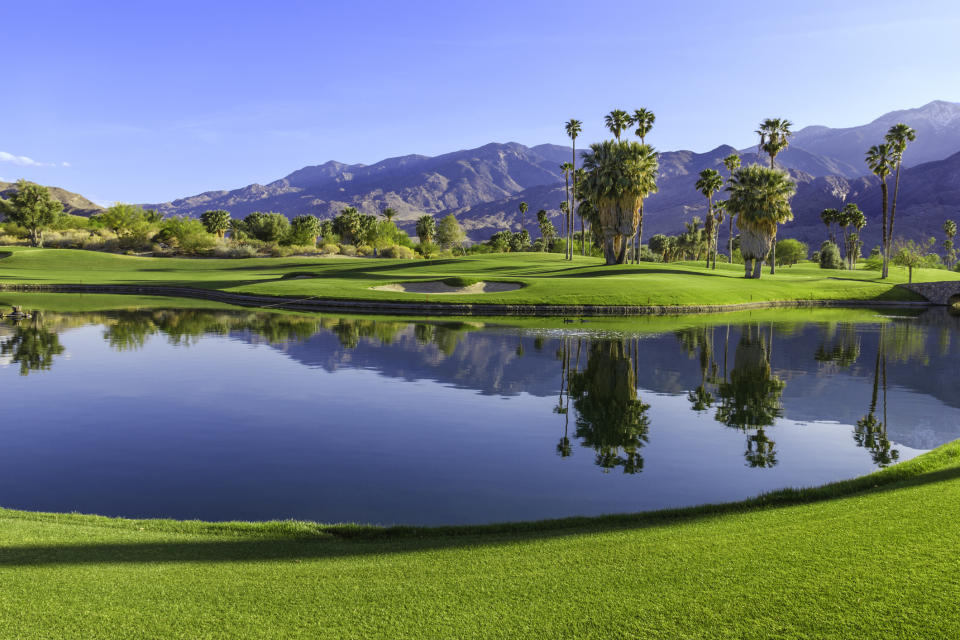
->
[371, 281, 523, 295]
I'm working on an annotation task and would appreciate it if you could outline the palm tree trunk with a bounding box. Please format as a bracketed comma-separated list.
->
[888, 162, 902, 271]
[880, 182, 889, 278]
[753, 258, 762, 279]
[769, 229, 777, 275]
[744, 257, 753, 279]
[728, 217, 734, 265]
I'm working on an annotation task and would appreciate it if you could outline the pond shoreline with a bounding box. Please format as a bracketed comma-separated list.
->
[0, 282, 935, 316]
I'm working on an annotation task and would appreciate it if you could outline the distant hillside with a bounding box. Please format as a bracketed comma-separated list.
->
[140, 100, 960, 250]
[791, 100, 960, 170]
[0, 180, 103, 217]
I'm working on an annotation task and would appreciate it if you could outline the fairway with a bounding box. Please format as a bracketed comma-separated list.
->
[1, 442, 958, 638]
[1, 247, 957, 308]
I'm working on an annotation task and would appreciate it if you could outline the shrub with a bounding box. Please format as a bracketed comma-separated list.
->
[0, 234, 26, 246]
[339, 244, 357, 256]
[357, 244, 375, 256]
[381, 244, 415, 259]
[443, 276, 479, 287]
[320, 243, 341, 255]
[819, 241, 843, 269]
[212, 243, 259, 258]
[417, 242, 438, 258]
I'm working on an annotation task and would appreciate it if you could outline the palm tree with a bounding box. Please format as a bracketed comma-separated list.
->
[885, 123, 917, 269]
[841, 203, 866, 269]
[866, 143, 895, 278]
[630, 108, 656, 262]
[580, 140, 659, 265]
[560, 162, 574, 258]
[574, 168, 588, 255]
[415, 214, 435, 245]
[518, 201, 528, 233]
[820, 208, 839, 245]
[726, 165, 796, 279]
[723, 154, 741, 262]
[756, 119, 793, 272]
[756, 118, 793, 169]
[565, 119, 582, 260]
[381, 207, 397, 223]
[696, 169, 724, 269]
[604, 109, 632, 142]
[712, 199, 727, 269]
[944, 219, 958, 270]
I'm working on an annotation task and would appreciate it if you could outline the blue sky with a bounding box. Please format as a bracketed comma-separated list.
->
[3, 0, 959, 204]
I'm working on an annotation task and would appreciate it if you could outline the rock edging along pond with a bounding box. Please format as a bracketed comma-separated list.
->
[0, 282, 936, 316]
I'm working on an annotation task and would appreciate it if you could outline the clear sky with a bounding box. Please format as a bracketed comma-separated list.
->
[3, 0, 959, 204]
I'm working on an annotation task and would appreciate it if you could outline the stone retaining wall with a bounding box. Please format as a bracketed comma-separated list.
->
[900, 281, 960, 305]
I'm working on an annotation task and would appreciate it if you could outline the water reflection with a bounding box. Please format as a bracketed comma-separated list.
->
[2, 304, 959, 475]
[1, 315, 65, 375]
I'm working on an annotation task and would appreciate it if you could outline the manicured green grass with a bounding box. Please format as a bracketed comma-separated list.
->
[1, 442, 959, 638]
[2, 246, 957, 307]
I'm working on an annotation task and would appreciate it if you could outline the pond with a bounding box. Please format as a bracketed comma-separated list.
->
[1, 296, 958, 526]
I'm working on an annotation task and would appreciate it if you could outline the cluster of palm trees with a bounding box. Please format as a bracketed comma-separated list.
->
[819, 203, 867, 269]
[865, 123, 917, 278]
[567, 108, 659, 265]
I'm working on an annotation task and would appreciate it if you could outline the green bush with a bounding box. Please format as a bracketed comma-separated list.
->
[339, 244, 358, 256]
[320, 243, 340, 255]
[357, 244, 375, 256]
[442, 276, 479, 287]
[819, 241, 843, 269]
[381, 245, 415, 259]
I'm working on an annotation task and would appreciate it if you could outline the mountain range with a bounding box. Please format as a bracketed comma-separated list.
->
[10, 101, 960, 250]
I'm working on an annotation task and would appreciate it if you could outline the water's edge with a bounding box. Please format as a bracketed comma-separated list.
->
[0, 283, 935, 317]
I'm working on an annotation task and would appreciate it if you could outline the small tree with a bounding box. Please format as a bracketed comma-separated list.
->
[818, 241, 843, 269]
[0, 180, 64, 247]
[243, 212, 290, 242]
[415, 215, 436, 245]
[436, 214, 466, 251]
[199, 209, 231, 238]
[775, 238, 807, 267]
[288, 215, 321, 246]
[489, 230, 512, 252]
[649, 234, 669, 262]
[891, 236, 936, 283]
[98, 203, 152, 248]
[156, 216, 215, 253]
[510, 229, 531, 252]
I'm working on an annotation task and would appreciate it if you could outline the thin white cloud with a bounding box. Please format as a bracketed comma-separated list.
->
[61, 161, 71, 167]
[0, 151, 55, 167]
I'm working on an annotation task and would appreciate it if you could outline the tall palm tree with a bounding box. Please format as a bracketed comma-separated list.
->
[756, 119, 793, 272]
[696, 169, 724, 269]
[560, 162, 574, 258]
[866, 143, 895, 278]
[726, 165, 796, 279]
[723, 154, 741, 262]
[630, 108, 656, 263]
[885, 123, 917, 269]
[841, 203, 866, 269]
[756, 118, 793, 169]
[381, 207, 397, 223]
[604, 110, 632, 142]
[565, 119, 582, 260]
[518, 201, 528, 233]
[580, 140, 659, 265]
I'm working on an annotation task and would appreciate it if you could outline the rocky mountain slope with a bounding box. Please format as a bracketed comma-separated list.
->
[0, 181, 103, 217]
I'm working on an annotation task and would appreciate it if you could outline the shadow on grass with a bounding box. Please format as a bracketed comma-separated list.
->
[3, 462, 959, 567]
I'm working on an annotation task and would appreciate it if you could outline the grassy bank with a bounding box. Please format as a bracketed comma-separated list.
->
[2, 247, 958, 308]
[1, 441, 959, 638]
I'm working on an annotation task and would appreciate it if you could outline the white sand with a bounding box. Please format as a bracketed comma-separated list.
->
[371, 281, 523, 295]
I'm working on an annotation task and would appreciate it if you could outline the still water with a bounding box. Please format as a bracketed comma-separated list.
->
[1, 298, 958, 525]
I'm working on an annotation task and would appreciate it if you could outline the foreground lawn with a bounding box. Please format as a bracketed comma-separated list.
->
[1, 442, 958, 638]
[2, 247, 958, 307]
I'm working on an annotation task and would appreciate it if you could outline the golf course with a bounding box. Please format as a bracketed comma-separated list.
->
[1, 247, 957, 310]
